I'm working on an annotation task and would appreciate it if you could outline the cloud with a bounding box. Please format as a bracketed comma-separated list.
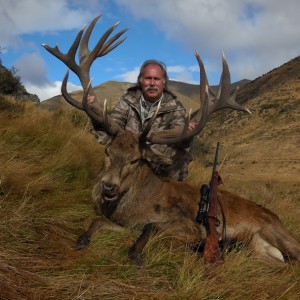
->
[0, 0, 103, 100]
[12, 52, 63, 101]
[115, 67, 139, 83]
[168, 65, 197, 84]
[14, 53, 49, 86]
[167, 66, 186, 73]
[12, 52, 82, 101]
[25, 81, 82, 101]
[0, 0, 102, 46]
[114, 0, 300, 81]
[116, 63, 199, 85]
[2, 0, 300, 101]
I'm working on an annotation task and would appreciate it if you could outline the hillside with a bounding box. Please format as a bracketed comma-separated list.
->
[40, 80, 200, 112]
[40, 79, 250, 112]
[1, 56, 300, 299]
[193, 55, 300, 198]
[236, 55, 300, 104]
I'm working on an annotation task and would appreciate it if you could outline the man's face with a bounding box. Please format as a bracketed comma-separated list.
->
[141, 64, 164, 103]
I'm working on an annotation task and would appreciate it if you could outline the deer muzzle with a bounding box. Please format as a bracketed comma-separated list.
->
[101, 182, 120, 201]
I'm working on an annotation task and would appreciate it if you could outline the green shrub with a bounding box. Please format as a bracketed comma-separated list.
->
[0, 65, 26, 95]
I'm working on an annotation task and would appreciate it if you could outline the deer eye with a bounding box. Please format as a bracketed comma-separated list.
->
[131, 158, 139, 165]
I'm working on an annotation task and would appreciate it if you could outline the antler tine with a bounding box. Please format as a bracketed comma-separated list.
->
[43, 15, 127, 135]
[81, 18, 128, 67]
[102, 98, 124, 135]
[190, 51, 209, 124]
[209, 52, 251, 114]
[178, 84, 210, 140]
[82, 80, 100, 119]
[61, 70, 84, 110]
[67, 25, 87, 73]
[217, 52, 231, 102]
[139, 101, 161, 142]
[43, 14, 127, 90]
[98, 27, 128, 57]
[221, 53, 251, 114]
[42, 25, 85, 76]
[79, 14, 102, 64]
[196, 51, 209, 106]
[42, 23, 88, 111]
[81, 80, 121, 136]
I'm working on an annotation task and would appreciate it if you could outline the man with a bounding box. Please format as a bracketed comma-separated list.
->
[88, 59, 193, 181]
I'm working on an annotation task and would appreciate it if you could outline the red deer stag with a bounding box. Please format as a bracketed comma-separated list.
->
[43, 15, 300, 265]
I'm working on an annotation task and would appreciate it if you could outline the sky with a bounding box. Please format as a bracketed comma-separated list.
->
[1, 0, 300, 101]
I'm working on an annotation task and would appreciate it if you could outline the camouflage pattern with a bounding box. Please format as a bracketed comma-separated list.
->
[94, 87, 191, 181]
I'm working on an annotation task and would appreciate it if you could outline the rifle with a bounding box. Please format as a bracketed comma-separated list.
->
[196, 142, 223, 265]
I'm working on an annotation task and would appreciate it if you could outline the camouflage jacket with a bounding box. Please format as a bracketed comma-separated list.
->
[93, 87, 191, 180]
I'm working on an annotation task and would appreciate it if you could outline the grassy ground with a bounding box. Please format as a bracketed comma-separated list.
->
[0, 97, 299, 299]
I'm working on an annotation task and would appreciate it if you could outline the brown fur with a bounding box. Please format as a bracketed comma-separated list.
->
[76, 130, 300, 265]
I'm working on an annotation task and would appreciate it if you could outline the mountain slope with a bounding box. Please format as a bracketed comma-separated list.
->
[194, 55, 300, 197]
[40, 79, 250, 112]
[1, 56, 300, 299]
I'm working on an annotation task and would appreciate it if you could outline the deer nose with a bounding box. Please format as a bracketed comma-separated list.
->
[102, 182, 118, 194]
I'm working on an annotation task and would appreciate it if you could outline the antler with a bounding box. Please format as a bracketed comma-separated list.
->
[147, 51, 251, 145]
[205, 52, 251, 115]
[42, 15, 128, 134]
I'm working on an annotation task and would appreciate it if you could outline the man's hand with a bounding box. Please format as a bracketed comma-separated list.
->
[188, 122, 197, 131]
[87, 94, 102, 115]
[87, 94, 96, 105]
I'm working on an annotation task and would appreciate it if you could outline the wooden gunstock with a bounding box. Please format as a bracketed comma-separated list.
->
[203, 170, 223, 265]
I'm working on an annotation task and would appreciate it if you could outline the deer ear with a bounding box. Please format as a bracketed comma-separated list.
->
[141, 147, 173, 165]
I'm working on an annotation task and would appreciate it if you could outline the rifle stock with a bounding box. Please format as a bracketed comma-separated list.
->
[197, 142, 223, 265]
[203, 169, 223, 264]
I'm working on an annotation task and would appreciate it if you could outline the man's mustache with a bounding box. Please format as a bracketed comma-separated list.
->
[145, 86, 159, 92]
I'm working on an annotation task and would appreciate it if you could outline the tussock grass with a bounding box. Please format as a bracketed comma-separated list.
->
[0, 97, 300, 299]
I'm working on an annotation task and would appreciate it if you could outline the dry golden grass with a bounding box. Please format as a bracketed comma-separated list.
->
[0, 96, 300, 299]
